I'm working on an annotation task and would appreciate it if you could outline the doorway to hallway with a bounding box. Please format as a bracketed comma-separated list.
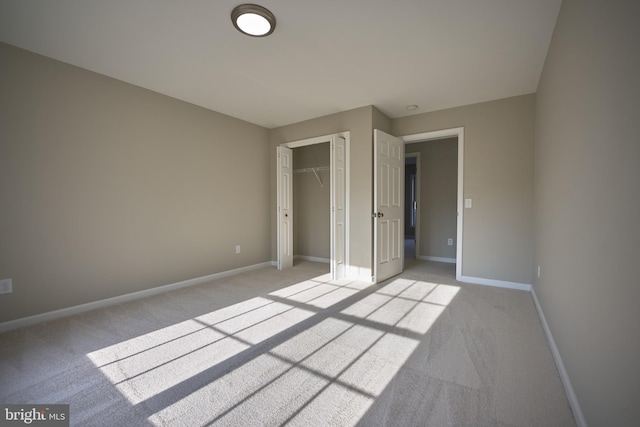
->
[404, 153, 418, 259]
[402, 127, 464, 280]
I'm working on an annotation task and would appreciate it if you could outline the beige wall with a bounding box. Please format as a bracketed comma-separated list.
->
[293, 143, 330, 259]
[372, 107, 392, 134]
[405, 138, 458, 260]
[0, 42, 536, 326]
[533, 0, 640, 425]
[7, 5, 638, 422]
[0, 43, 271, 323]
[393, 95, 535, 284]
[269, 106, 377, 279]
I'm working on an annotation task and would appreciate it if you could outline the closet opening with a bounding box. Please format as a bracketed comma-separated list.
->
[277, 132, 349, 280]
[293, 143, 330, 264]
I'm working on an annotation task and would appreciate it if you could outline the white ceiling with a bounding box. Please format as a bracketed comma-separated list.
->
[0, 0, 562, 129]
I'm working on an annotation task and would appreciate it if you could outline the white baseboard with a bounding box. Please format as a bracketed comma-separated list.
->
[294, 255, 330, 264]
[458, 275, 532, 292]
[348, 265, 374, 284]
[417, 255, 456, 264]
[530, 287, 587, 427]
[0, 261, 273, 334]
[271, 260, 371, 284]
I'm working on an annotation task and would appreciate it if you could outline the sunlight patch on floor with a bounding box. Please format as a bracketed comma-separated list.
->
[86, 275, 459, 425]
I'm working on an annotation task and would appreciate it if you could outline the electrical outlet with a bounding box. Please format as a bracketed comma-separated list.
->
[0, 278, 12, 294]
[235, 245, 241, 254]
[447, 238, 453, 246]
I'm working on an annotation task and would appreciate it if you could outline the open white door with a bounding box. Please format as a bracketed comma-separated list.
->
[331, 136, 346, 279]
[373, 129, 404, 282]
[277, 146, 293, 270]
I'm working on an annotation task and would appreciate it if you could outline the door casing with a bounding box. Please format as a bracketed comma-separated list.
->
[401, 127, 464, 280]
[277, 132, 350, 280]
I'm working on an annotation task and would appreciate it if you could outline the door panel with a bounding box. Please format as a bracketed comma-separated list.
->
[374, 129, 404, 282]
[331, 136, 346, 279]
[277, 146, 293, 270]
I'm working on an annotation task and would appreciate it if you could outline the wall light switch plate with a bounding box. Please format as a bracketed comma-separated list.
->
[235, 245, 241, 254]
[448, 238, 453, 246]
[0, 278, 12, 294]
[464, 198, 473, 208]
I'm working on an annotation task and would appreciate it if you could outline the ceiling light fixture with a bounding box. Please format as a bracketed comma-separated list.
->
[231, 4, 276, 37]
[406, 105, 419, 111]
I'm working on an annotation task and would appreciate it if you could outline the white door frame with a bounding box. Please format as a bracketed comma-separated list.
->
[277, 132, 350, 279]
[402, 127, 464, 280]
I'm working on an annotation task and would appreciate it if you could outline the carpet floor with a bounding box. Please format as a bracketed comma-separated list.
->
[0, 260, 575, 426]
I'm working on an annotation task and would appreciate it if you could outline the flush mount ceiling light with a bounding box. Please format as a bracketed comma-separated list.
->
[406, 105, 419, 111]
[231, 4, 276, 37]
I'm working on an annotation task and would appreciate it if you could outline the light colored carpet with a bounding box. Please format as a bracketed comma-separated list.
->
[0, 260, 575, 426]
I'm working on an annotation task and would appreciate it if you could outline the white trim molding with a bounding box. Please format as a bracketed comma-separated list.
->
[294, 255, 330, 264]
[459, 275, 532, 292]
[348, 265, 374, 284]
[0, 261, 273, 334]
[531, 287, 588, 427]
[417, 256, 456, 264]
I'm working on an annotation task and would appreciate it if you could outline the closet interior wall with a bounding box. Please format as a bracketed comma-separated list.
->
[293, 143, 330, 261]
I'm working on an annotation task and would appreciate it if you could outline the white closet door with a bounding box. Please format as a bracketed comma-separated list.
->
[331, 136, 346, 279]
[277, 146, 293, 270]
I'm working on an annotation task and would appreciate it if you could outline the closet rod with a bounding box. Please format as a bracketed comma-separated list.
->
[292, 166, 329, 173]
[293, 166, 328, 187]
